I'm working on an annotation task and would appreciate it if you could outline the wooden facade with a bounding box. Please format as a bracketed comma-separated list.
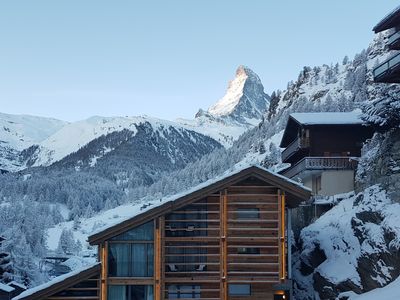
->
[14, 166, 310, 300]
[280, 116, 373, 165]
[90, 167, 310, 300]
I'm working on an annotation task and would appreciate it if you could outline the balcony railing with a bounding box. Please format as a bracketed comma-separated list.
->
[281, 137, 310, 162]
[281, 156, 358, 179]
[388, 30, 400, 49]
[373, 52, 400, 82]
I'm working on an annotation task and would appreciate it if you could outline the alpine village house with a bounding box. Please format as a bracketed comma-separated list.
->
[10, 6, 400, 300]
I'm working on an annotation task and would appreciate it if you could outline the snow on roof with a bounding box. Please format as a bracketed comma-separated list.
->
[12, 263, 99, 300]
[8, 281, 26, 290]
[0, 282, 15, 293]
[88, 163, 311, 239]
[290, 110, 363, 126]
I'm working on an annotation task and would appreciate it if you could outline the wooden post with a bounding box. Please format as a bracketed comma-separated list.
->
[101, 242, 108, 300]
[220, 189, 228, 300]
[160, 216, 165, 300]
[280, 192, 286, 282]
[155, 218, 162, 300]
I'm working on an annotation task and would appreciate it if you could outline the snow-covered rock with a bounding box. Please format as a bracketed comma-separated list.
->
[208, 65, 270, 122]
[295, 185, 400, 299]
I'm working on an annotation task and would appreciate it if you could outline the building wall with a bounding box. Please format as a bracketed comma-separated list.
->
[309, 125, 373, 158]
[320, 170, 355, 196]
[101, 177, 289, 300]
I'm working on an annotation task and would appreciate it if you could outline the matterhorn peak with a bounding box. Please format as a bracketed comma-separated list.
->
[207, 65, 269, 124]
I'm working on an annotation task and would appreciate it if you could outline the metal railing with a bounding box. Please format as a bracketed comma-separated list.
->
[373, 52, 400, 80]
[281, 156, 358, 178]
[281, 137, 310, 162]
[388, 30, 400, 47]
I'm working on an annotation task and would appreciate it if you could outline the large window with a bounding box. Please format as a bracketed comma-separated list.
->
[108, 221, 154, 277]
[108, 285, 153, 300]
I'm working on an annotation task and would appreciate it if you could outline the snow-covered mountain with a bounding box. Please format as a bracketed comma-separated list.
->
[0, 66, 269, 171]
[208, 65, 270, 122]
[177, 65, 269, 146]
[0, 113, 67, 172]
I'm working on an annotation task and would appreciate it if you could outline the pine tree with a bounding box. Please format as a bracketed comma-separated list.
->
[56, 229, 76, 255]
[0, 238, 12, 283]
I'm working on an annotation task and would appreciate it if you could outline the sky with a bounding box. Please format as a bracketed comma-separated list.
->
[0, 1, 398, 122]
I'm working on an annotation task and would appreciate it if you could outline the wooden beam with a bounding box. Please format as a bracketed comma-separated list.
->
[100, 242, 108, 300]
[155, 218, 162, 300]
[222, 190, 228, 300]
[280, 191, 286, 282]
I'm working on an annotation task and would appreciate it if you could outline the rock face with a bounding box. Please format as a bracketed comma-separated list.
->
[207, 65, 270, 124]
[294, 186, 400, 299]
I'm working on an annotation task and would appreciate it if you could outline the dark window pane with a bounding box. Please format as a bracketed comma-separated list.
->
[108, 285, 153, 300]
[236, 208, 260, 219]
[237, 247, 260, 255]
[111, 221, 154, 241]
[109, 243, 130, 277]
[228, 284, 251, 296]
[109, 243, 154, 277]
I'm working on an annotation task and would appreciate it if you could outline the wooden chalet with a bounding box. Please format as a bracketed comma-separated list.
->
[373, 5, 400, 83]
[14, 165, 311, 300]
[280, 112, 373, 196]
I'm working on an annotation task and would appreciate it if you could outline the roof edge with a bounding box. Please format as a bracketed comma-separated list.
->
[88, 165, 311, 245]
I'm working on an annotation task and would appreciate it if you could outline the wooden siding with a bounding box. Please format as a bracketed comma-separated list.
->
[45, 275, 100, 300]
[160, 182, 283, 300]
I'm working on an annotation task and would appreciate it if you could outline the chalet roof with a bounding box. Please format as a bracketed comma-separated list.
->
[88, 164, 312, 245]
[0, 283, 14, 293]
[373, 5, 400, 33]
[12, 263, 100, 300]
[280, 111, 364, 147]
[290, 111, 363, 126]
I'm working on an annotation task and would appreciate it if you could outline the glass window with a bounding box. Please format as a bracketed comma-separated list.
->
[108, 285, 154, 300]
[168, 285, 200, 299]
[111, 221, 154, 241]
[237, 247, 260, 255]
[109, 243, 130, 277]
[109, 243, 154, 277]
[228, 284, 251, 296]
[236, 208, 260, 219]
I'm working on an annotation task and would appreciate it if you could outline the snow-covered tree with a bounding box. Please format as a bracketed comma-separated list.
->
[362, 89, 400, 132]
[56, 229, 76, 255]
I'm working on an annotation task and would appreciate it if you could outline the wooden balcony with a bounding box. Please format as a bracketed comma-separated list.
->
[281, 137, 310, 162]
[373, 52, 400, 83]
[281, 157, 358, 179]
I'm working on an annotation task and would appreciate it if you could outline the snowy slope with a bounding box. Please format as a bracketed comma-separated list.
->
[341, 276, 400, 299]
[0, 113, 67, 171]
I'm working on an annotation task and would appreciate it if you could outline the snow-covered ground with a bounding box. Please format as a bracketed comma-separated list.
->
[297, 185, 400, 298]
[341, 276, 400, 299]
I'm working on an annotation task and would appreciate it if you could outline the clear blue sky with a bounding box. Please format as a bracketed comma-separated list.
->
[0, 1, 398, 122]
